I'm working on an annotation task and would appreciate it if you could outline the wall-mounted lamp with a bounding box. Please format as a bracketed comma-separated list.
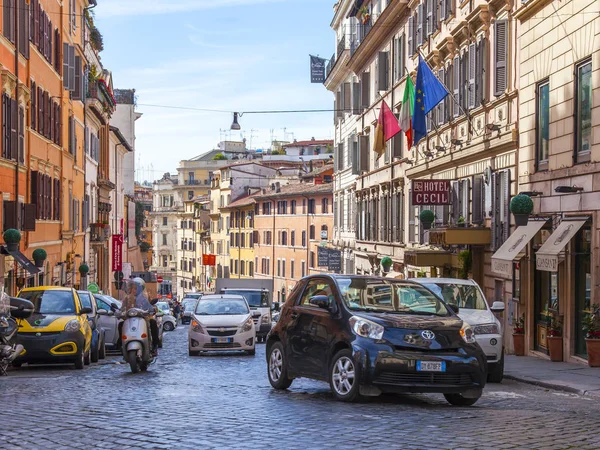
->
[451, 139, 463, 147]
[518, 191, 543, 197]
[555, 186, 584, 193]
[435, 146, 446, 153]
[486, 123, 501, 132]
[396, 157, 413, 165]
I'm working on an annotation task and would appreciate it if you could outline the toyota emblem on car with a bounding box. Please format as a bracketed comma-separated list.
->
[421, 330, 435, 340]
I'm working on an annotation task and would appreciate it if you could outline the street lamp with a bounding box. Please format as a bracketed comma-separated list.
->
[231, 112, 241, 130]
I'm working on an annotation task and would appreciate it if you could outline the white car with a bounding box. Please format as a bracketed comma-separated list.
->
[188, 294, 256, 356]
[409, 278, 505, 382]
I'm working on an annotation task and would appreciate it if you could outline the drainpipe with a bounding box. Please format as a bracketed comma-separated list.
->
[237, 208, 241, 279]
[13, 0, 20, 231]
[302, 195, 310, 275]
[272, 201, 275, 286]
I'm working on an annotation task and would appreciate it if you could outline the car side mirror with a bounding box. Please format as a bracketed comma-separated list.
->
[309, 295, 330, 310]
[491, 301, 505, 313]
[107, 310, 115, 316]
[97, 309, 108, 316]
[80, 307, 93, 315]
[9, 297, 34, 319]
[109, 303, 119, 311]
[448, 304, 459, 314]
[271, 302, 280, 312]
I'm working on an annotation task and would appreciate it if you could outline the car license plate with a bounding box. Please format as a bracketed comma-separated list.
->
[212, 338, 232, 343]
[416, 361, 446, 372]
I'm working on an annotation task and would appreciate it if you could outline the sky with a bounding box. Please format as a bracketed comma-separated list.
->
[94, 0, 336, 182]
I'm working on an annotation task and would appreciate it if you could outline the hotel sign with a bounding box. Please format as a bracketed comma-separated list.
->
[111, 234, 123, 272]
[412, 180, 451, 205]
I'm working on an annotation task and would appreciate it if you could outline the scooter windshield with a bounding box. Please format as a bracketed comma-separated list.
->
[119, 279, 154, 313]
[0, 291, 9, 316]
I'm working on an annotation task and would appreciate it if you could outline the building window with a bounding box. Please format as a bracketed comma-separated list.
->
[309, 225, 315, 240]
[290, 200, 296, 214]
[249, 261, 254, 277]
[291, 260, 295, 279]
[310, 251, 315, 268]
[291, 230, 295, 246]
[536, 80, 550, 171]
[308, 199, 315, 214]
[575, 59, 592, 163]
[162, 255, 167, 267]
[263, 202, 271, 215]
[321, 198, 329, 214]
[162, 234, 167, 245]
[281, 231, 287, 246]
[301, 261, 306, 277]
[321, 225, 328, 240]
[302, 230, 306, 247]
[282, 260, 286, 278]
[162, 217, 167, 226]
[188, 191, 194, 200]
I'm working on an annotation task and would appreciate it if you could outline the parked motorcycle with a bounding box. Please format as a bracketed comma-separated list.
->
[120, 308, 164, 373]
[0, 294, 34, 375]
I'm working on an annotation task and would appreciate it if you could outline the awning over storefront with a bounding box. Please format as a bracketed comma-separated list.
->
[0, 247, 41, 275]
[536, 218, 589, 272]
[491, 219, 548, 277]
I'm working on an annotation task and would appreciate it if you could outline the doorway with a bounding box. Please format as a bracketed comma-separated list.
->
[574, 227, 591, 357]
[534, 267, 558, 354]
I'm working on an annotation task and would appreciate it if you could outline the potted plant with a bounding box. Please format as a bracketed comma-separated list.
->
[583, 304, 600, 367]
[359, 6, 370, 24]
[547, 314, 563, 362]
[32, 248, 47, 268]
[419, 209, 435, 230]
[510, 194, 534, 226]
[3, 229, 21, 252]
[457, 215, 466, 227]
[512, 314, 525, 356]
[381, 256, 392, 273]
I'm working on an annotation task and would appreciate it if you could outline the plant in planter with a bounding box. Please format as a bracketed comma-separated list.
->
[512, 314, 525, 356]
[457, 215, 466, 227]
[359, 6, 371, 24]
[457, 250, 472, 280]
[380, 256, 392, 273]
[32, 248, 47, 268]
[547, 314, 563, 362]
[419, 209, 435, 230]
[3, 229, 21, 252]
[583, 304, 600, 367]
[510, 194, 534, 226]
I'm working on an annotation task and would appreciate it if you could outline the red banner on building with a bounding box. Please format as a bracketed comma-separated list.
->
[412, 179, 451, 205]
[112, 235, 123, 272]
[202, 254, 216, 266]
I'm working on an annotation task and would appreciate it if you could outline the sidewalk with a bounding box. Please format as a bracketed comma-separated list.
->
[505, 354, 600, 398]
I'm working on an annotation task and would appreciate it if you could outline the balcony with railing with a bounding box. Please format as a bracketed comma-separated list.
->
[87, 80, 117, 119]
[90, 223, 111, 243]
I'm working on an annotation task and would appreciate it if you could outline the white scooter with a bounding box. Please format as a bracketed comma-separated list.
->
[121, 308, 164, 373]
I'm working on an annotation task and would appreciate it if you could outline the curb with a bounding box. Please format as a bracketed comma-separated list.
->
[505, 374, 600, 398]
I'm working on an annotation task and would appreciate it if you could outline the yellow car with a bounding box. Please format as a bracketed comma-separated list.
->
[14, 287, 93, 370]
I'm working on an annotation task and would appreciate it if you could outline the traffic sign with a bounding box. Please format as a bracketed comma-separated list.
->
[157, 276, 164, 283]
[87, 283, 99, 294]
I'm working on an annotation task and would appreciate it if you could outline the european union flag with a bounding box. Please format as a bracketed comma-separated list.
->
[412, 56, 449, 146]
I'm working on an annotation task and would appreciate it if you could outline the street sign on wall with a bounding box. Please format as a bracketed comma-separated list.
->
[317, 247, 330, 267]
[310, 55, 326, 83]
[317, 247, 342, 273]
[111, 235, 123, 272]
[412, 179, 451, 205]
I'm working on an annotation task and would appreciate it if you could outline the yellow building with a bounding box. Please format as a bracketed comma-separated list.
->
[208, 171, 231, 279]
[221, 196, 257, 279]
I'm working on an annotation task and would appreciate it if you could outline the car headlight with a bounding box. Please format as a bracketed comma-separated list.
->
[242, 317, 254, 332]
[460, 322, 477, 344]
[191, 320, 205, 334]
[349, 316, 384, 340]
[64, 320, 81, 332]
[473, 323, 500, 335]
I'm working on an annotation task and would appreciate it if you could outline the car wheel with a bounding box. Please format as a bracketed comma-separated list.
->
[91, 338, 100, 363]
[189, 349, 200, 356]
[329, 349, 362, 402]
[163, 322, 174, 332]
[247, 348, 256, 356]
[487, 353, 504, 383]
[444, 391, 482, 406]
[84, 347, 91, 366]
[74, 351, 85, 370]
[267, 342, 292, 390]
[128, 350, 140, 373]
[99, 338, 106, 360]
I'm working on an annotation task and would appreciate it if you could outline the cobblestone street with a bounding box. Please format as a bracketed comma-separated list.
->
[1, 326, 599, 450]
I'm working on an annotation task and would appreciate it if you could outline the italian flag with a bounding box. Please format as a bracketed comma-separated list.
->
[399, 76, 415, 149]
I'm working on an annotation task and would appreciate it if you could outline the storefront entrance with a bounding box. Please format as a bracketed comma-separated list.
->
[533, 267, 558, 354]
[574, 227, 591, 357]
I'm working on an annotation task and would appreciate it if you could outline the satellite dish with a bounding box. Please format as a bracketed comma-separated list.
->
[483, 167, 492, 185]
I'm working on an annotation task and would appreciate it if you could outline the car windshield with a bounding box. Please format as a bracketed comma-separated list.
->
[78, 292, 93, 309]
[157, 302, 169, 312]
[195, 299, 249, 315]
[184, 293, 202, 299]
[94, 295, 122, 310]
[422, 283, 487, 310]
[336, 278, 451, 317]
[183, 301, 197, 311]
[19, 290, 76, 315]
[221, 290, 268, 307]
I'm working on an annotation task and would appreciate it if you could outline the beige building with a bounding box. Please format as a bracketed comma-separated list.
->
[489, 0, 598, 363]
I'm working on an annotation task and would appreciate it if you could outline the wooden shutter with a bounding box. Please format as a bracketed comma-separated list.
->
[494, 20, 507, 96]
[460, 51, 467, 111]
[2, 95, 7, 159]
[426, 0, 433, 36]
[377, 51, 389, 91]
[37, 87, 43, 136]
[462, 178, 471, 223]
[34, 0, 39, 46]
[468, 43, 476, 109]
[478, 38, 487, 104]
[22, 203, 36, 231]
[446, 0, 453, 18]
[408, 190, 415, 243]
[74, 55, 82, 100]
[416, 4, 423, 46]
[68, 45, 75, 92]
[441, 0, 447, 21]
[48, 17, 52, 66]
[453, 57, 459, 117]
[358, 135, 369, 173]
[63, 43, 70, 90]
[398, 34, 405, 80]
[18, 106, 24, 163]
[352, 82, 360, 114]
[472, 175, 484, 225]
[451, 180, 459, 222]
[31, 81, 36, 131]
[360, 71, 370, 109]
[31, 171, 39, 218]
[445, 65, 451, 121]
[3, 0, 14, 43]
[392, 126, 403, 159]
[54, 28, 60, 73]
[10, 98, 17, 161]
[337, 143, 343, 171]
[343, 82, 351, 113]
[4, 201, 17, 231]
[502, 170, 511, 243]
[407, 16, 414, 56]
[335, 89, 342, 120]
[19, 0, 30, 59]
[351, 138, 359, 175]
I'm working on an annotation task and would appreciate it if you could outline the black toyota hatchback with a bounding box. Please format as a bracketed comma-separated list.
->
[266, 275, 487, 405]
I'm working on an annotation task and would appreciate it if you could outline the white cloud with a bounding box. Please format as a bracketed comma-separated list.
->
[99, 0, 288, 18]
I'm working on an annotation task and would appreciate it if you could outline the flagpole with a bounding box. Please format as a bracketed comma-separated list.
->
[416, 49, 476, 136]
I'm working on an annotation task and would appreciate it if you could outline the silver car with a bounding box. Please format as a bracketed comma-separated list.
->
[93, 294, 122, 350]
[188, 295, 255, 356]
[157, 302, 177, 332]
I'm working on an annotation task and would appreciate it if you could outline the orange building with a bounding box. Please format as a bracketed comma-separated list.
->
[253, 181, 333, 304]
[0, 0, 110, 294]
